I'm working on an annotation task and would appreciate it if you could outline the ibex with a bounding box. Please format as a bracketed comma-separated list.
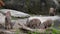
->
[26, 17, 53, 29]
[49, 8, 56, 16]
[5, 11, 12, 30]
[40, 19, 53, 29]
[26, 18, 41, 29]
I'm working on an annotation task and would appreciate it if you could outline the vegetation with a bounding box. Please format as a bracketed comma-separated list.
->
[1, 0, 59, 15]
[15, 22, 60, 34]
[0, 0, 60, 34]
[15, 29, 20, 34]
[15, 28, 60, 34]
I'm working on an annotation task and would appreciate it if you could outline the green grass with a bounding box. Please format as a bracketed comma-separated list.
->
[46, 28, 60, 34]
[15, 22, 60, 34]
[27, 28, 60, 34]
[15, 18, 60, 34]
[11, 16, 29, 20]
[15, 29, 20, 34]
[27, 31, 40, 34]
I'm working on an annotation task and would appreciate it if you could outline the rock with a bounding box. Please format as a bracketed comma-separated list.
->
[0, 13, 5, 23]
[28, 16, 60, 24]
[0, 9, 30, 17]
[0, 13, 5, 29]
[0, 29, 15, 34]
[27, 16, 60, 29]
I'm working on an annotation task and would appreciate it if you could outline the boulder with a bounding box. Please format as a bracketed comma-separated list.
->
[0, 9, 30, 18]
[0, 13, 5, 23]
[28, 16, 60, 23]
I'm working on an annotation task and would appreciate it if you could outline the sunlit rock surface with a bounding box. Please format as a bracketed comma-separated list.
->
[0, 9, 30, 17]
[28, 16, 60, 23]
[0, 13, 5, 23]
[0, 12, 60, 30]
[11, 16, 60, 30]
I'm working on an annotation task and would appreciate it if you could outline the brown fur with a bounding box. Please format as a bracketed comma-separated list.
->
[40, 19, 53, 29]
[49, 8, 55, 16]
[5, 11, 12, 30]
[27, 19, 41, 29]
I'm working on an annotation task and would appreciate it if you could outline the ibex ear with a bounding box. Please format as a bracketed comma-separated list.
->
[0, 0, 5, 7]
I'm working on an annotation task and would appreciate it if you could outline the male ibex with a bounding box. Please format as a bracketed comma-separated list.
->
[26, 17, 53, 29]
[27, 18, 41, 29]
[5, 11, 12, 30]
[49, 8, 56, 16]
[40, 19, 53, 29]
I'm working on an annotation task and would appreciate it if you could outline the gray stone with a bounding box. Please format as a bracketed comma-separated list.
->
[0, 9, 30, 17]
[0, 13, 5, 24]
